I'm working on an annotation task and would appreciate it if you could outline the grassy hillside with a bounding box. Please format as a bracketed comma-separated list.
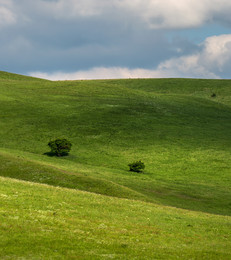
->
[0, 176, 230, 259]
[0, 72, 231, 216]
[0, 71, 231, 258]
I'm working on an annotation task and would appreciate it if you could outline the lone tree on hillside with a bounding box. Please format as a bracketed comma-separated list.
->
[128, 160, 145, 173]
[48, 138, 72, 157]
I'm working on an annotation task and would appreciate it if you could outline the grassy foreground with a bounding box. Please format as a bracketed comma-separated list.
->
[0, 71, 231, 258]
[0, 176, 230, 259]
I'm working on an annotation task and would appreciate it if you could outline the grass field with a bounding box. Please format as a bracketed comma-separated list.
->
[0, 71, 231, 258]
[0, 177, 230, 259]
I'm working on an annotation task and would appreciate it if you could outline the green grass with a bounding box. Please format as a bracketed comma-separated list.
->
[0, 176, 230, 259]
[0, 71, 231, 258]
[0, 151, 148, 202]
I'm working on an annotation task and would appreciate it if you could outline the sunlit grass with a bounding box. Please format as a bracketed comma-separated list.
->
[0, 73, 231, 215]
[0, 72, 231, 258]
[0, 177, 230, 259]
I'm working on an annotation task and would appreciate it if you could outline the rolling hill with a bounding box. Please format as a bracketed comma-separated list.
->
[0, 71, 230, 258]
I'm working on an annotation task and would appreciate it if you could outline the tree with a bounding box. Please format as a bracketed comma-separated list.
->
[128, 160, 145, 173]
[48, 138, 72, 157]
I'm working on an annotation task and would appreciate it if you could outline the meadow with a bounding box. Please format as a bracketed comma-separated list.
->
[0, 71, 230, 259]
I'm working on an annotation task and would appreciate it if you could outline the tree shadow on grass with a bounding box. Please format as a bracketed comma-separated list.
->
[43, 152, 57, 157]
[43, 152, 70, 157]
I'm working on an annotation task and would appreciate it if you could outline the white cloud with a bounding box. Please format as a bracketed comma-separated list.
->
[120, 0, 231, 29]
[199, 34, 231, 71]
[0, 0, 16, 28]
[158, 34, 231, 78]
[8, 0, 230, 29]
[119, 0, 207, 29]
[1, 0, 231, 31]
[24, 0, 231, 29]
[29, 34, 231, 80]
[29, 67, 166, 81]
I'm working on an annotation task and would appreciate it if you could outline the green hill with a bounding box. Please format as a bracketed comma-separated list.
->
[0, 176, 230, 259]
[0, 71, 231, 258]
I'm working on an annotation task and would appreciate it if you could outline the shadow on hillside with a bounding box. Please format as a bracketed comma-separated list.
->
[43, 152, 69, 157]
[43, 152, 75, 160]
[43, 152, 57, 157]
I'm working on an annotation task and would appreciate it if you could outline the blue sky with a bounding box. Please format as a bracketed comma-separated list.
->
[1, 0, 231, 80]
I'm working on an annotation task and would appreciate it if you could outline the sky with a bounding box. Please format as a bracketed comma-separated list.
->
[1, 0, 231, 80]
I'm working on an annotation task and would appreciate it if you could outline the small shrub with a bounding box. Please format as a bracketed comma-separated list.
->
[48, 138, 72, 157]
[128, 160, 145, 173]
[211, 93, 216, 98]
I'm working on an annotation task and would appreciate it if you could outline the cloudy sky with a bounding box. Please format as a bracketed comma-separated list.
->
[1, 0, 231, 80]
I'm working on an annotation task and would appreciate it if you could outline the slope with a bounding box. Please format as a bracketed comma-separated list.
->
[0, 176, 230, 259]
[0, 72, 231, 216]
